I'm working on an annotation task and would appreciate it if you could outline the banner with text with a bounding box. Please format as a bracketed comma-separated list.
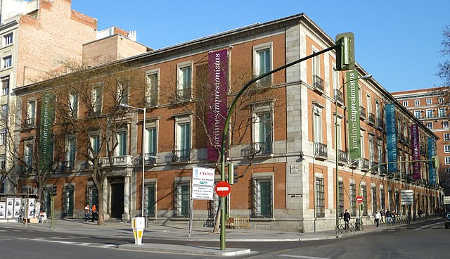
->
[207, 49, 228, 161]
[428, 137, 436, 185]
[411, 124, 421, 180]
[385, 104, 398, 174]
[39, 93, 55, 172]
[346, 70, 361, 161]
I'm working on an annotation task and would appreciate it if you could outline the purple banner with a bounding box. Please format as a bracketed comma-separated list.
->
[411, 124, 421, 180]
[207, 49, 228, 161]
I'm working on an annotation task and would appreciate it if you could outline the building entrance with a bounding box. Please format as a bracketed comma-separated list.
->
[110, 178, 124, 219]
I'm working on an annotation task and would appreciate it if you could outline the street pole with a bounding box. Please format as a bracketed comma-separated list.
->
[142, 107, 146, 218]
[335, 100, 339, 238]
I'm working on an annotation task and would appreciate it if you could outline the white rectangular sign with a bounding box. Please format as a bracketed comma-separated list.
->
[192, 167, 215, 200]
[13, 198, 21, 218]
[444, 196, 450, 205]
[0, 202, 5, 219]
[6, 198, 14, 219]
[401, 190, 414, 205]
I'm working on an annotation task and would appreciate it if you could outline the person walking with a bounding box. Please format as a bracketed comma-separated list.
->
[84, 204, 90, 222]
[375, 211, 381, 227]
[91, 204, 97, 222]
[344, 209, 351, 230]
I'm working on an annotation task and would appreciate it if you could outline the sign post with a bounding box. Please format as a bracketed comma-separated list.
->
[215, 181, 231, 197]
[189, 167, 215, 238]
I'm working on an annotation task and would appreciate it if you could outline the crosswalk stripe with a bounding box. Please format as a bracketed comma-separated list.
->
[279, 255, 329, 259]
[413, 222, 442, 231]
[17, 237, 117, 249]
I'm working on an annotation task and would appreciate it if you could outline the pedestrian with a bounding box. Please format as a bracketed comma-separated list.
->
[344, 209, 351, 230]
[91, 204, 97, 222]
[84, 204, 90, 222]
[386, 210, 392, 224]
[380, 210, 385, 224]
[375, 211, 381, 227]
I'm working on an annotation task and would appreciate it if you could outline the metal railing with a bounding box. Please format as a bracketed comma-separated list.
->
[144, 153, 157, 165]
[361, 158, 370, 171]
[172, 149, 190, 162]
[313, 75, 324, 92]
[252, 141, 273, 156]
[360, 106, 366, 120]
[338, 150, 348, 164]
[145, 91, 158, 107]
[334, 89, 344, 105]
[64, 160, 74, 170]
[314, 142, 327, 159]
[24, 117, 35, 128]
[379, 164, 387, 175]
[175, 87, 192, 101]
[371, 161, 378, 174]
[368, 113, 375, 125]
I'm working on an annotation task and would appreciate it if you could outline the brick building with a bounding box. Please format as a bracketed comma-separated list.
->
[14, 13, 442, 232]
[392, 87, 450, 192]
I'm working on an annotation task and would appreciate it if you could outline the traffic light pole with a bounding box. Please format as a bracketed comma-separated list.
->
[218, 45, 337, 250]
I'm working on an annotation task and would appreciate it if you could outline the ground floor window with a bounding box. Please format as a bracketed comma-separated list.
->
[395, 191, 400, 213]
[338, 181, 344, 217]
[252, 177, 273, 218]
[315, 177, 325, 218]
[361, 185, 368, 216]
[63, 184, 74, 217]
[380, 188, 385, 210]
[145, 183, 156, 217]
[86, 184, 98, 208]
[350, 183, 357, 216]
[372, 186, 377, 215]
[174, 182, 190, 217]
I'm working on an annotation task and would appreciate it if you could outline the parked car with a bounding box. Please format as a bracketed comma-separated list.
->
[445, 213, 450, 229]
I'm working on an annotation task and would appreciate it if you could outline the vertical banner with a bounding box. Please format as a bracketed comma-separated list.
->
[39, 93, 55, 172]
[411, 124, 421, 180]
[346, 70, 361, 161]
[207, 49, 228, 161]
[428, 137, 436, 185]
[385, 104, 398, 174]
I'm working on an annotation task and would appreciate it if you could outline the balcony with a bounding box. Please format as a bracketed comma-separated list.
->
[171, 149, 190, 163]
[63, 160, 74, 170]
[370, 161, 378, 174]
[368, 113, 375, 125]
[241, 141, 273, 158]
[100, 155, 133, 167]
[145, 91, 158, 107]
[313, 75, 324, 93]
[360, 158, 370, 171]
[360, 106, 366, 120]
[334, 89, 344, 106]
[377, 118, 384, 131]
[175, 87, 192, 102]
[314, 142, 327, 160]
[144, 153, 157, 166]
[23, 117, 35, 128]
[337, 150, 348, 165]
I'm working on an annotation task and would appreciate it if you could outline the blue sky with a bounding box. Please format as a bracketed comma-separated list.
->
[72, 0, 449, 92]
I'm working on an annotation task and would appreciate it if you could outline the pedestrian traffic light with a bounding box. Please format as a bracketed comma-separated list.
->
[335, 32, 355, 71]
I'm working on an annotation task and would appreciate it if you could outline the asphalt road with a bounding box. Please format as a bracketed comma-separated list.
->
[0, 219, 448, 259]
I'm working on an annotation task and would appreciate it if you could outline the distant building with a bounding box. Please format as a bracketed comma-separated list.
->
[392, 87, 450, 191]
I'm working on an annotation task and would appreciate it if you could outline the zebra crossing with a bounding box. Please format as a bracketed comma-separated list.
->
[17, 237, 118, 249]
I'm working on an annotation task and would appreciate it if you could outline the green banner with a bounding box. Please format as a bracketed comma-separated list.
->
[346, 70, 361, 161]
[39, 93, 55, 172]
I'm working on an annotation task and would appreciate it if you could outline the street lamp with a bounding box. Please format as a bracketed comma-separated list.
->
[120, 103, 148, 218]
[335, 73, 371, 237]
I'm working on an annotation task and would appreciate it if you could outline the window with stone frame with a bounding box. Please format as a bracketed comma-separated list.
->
[63, 184, 75, 217]
[350, 183, 357, 216]
[315, 177, 325, 218]
[372, 186, 377, 215]
[380, 188, 385, 210]
[338, 181, 344, 217]
[252, 175, 273, 218]
[361, 185, 368, 216]
[144, 182, 156, 217]
[254, 42, 272, 86]
[174, 181, 190, 217]
[86, 184, 98, 208]
[252, 103, 273, 155]
[145, 70, 159, 107]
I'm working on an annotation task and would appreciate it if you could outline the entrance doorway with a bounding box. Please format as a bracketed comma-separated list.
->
[110, 178, 124, 219]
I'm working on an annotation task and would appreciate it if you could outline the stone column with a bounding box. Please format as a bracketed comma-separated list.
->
[123, 175, 130, 221]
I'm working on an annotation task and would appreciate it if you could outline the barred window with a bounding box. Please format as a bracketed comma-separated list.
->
[145, 183, 156, 217]
[361, 185, 368, 216]
[372, 186, 377, 215]
[315, 177, 325, 218]
[350, 183, 357, 216]
[380, 189, 385, 210]
[252, 177, 273, 218]
[338, 181, 344, 217]
[174, 182, 190, 217]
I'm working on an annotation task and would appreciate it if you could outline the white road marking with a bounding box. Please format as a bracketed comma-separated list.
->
[279, 255, 329, 259]
[413, 222, 443, 231]
[17, 237, 117, 249]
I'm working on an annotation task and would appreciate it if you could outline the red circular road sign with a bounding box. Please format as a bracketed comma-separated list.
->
[215, 181, 231, 197]
[356, 196, 363, 203]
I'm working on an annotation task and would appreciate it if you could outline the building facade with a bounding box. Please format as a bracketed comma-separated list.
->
[14, 14, 442, 232]
[392, 87, 449, 192]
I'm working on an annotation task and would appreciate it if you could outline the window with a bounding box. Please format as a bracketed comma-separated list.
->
[174, 181, 190, 217]
[145, 71, 159, 106]
[116, 81, 128, 105]
[369, 135, 374, 164]
[252, 176, 273, 218]
[0, 155, 5, 170]
[402, 101, 408, 107]
[24, 143, 33, 169]
[253, 104, 273, 155]
[414, 111, 421, 119]
[254, 44, 272, 85]
[2, 56, 11, 69]
[63, 184, 74, 217]
[91, 87, 102, 114]
[426, 109, 434, 118]
[415, 100, 420, 106]
[375, 101, 380, 121]
[1, 104, 7, 120]
[116, 130, 127, 156]
[372, 186, 377, 215]
[69, 93, 78, 118]
[1, 77, 9, 96]
[445, 145, 450, 153]
[366, 95, 372, 114]
[175, 117, 191, 162]
[380, 188, 385, 210]
[350, 183, 357, 216]
[26, 100, 36, 126]
[360, 130, 365, 158]
[333, 65, 340, 90]
[377, 140, 382, 172]
[176, 63, 192, 100]
[144, 182, 156, 217]
[315, 177, 325, 218]
[361, 185, 368, 216]
[89, 135, 100, 156]
[439, 108, 446, 118]
[146, 126, 157, 156]
[426, 98, 432, 105]
[338, 181, 344, 217]
[65, 136, 76, 169]
[439, 97, 444, 104]
[3, 33, 13, 45]
[313, 106, 322, 143]
[445, 133, 450, 141]
[312, 48, 320, 78]
[426, 122, 432, 129]
[86, 184, 98, 208]
[336, 117, 342, 150]
[0, 129, 6, 145]
[443, 121, 449, 129]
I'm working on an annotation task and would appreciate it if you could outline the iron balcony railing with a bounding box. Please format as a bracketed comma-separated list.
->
[172, 149, 190, 163]
[314, 142, 327, 159]
[144, 153, 157, 165]
[360, 106, 366, 120]
[313, 75, 324, 93]
[24, 117, 35, 128]
[175, 87, 192, 101]
[334, 89, 344, 105]
[64, 160, 74, 170]
[338, 150, 348, 164]
[371, 161, 378, 174]
[252, 141, 273, 156]
[361, 158, 370, 171]
[368, 113, 375, 125]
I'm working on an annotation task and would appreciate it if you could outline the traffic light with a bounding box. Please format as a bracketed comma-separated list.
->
[335, 32, 355, 71]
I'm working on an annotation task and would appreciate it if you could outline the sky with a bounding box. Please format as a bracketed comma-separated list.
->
[72, 0, 450, 92]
